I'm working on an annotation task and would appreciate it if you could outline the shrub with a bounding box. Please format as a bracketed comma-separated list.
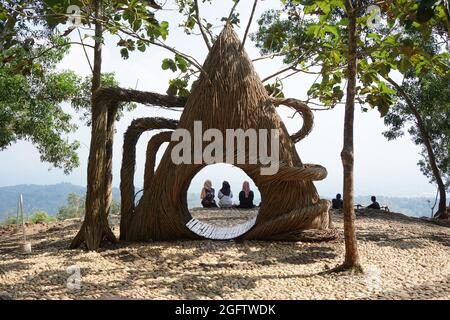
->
[29, 211, 55, 224]
[1, 215, 18, 225]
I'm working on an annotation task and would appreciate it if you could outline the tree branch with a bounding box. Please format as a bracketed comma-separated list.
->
[241, 0, 258, 50]
[194, 0, 212, 51]
[262, 64, 295, 83]
[252, 49, 293, 62]
[77, 27, 93, 73]
[114, 24, 210, 81]
[227, 0, 240, 23]
[30, 42, 94, 61]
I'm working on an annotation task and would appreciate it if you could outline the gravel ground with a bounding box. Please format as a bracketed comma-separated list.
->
[0, 209, 449, 300]
[190, 207, 258, 226]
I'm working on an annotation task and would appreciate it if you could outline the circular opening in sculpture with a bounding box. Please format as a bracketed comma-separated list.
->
[186, 163, 261, 239]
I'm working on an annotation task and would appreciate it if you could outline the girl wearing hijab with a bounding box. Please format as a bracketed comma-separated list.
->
[200, 179, 217, 208]
[218, 181, 233, 208]
[237, 181, 255, 209]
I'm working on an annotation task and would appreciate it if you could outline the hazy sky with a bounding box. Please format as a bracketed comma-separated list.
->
[0, 1, 441, 198]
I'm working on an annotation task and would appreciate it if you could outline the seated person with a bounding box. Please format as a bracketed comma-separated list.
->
[200, 180, 217, 208]
[237, 181, 255, 209]
[218, 181, 233, 208]
[332, 193, 343, 209]
[367, 196, 381, 210]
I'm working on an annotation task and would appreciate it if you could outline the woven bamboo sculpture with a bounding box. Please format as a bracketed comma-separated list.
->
[119, 25, 331, 241]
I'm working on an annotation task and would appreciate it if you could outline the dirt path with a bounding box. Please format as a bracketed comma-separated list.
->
[0, 209, 449, 300]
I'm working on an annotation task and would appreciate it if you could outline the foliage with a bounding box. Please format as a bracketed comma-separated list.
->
[70, 72, 137, 125]
[0, 57, 82, 173]
[161, 0, 244, 96]
[0, 0, 63, 76]
[56, 192, 85, 220]
[56, 192, 121, 220]
[252, 0, 449, 114]
[0, 1, 84, 173]
[42, 0, 172, 70]
[1, 215, 18, 225]
[29, 210, 56, 223]
[383, 74, 450, 189]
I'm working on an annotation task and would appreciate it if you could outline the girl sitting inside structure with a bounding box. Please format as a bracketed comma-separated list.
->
[200, 180, 218, 208]
[218, 181, 233, 208]
[237, 180, 255, 209]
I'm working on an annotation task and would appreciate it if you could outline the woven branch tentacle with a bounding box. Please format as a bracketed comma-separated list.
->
[271, 97, 314, 143]
[144, 131, 173, 190]
[95, 87, 187, 108]
[119, 117, 178, 240]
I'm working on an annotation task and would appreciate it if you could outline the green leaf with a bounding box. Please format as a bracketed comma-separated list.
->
[117, 39, 127, 47]
[120, 48, 129, 59]
[133, 19, 142, 32]
[398, 58, 412, 74]
[331, 51, 340, 64]
[324, 25, 339, 38]
[377, 103, 390, 117]
[175, 54, 189, 73]
[317, 1, 331, 15]
[137, 40, 146, 52]
[161, 58, 177, 72]
[367, 33, 380, 41]
[159, 21, 169, 40]
[166, 78, 189, 97]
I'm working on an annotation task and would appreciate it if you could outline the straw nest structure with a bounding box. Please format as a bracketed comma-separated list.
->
[114, 25, 331, 242]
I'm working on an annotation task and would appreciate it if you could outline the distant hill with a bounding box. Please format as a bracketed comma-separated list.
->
[0, 183, 437, 221]
[0, 183, 119, 220]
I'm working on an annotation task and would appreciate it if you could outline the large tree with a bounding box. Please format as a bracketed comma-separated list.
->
[41, 0, 190, 249]
[251, 0, 450, 269]
[387, 1, 449, 217]
[383, 74, 450, 217]
[339, 0, 362, 271]
[0, 0, 82, 173]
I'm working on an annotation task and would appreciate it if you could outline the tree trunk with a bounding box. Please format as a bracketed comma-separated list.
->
[70, 0, 116, 249]
[418, 120, 448, 218]
[386, 77, 448, 219]
[339, 0, 362, 272]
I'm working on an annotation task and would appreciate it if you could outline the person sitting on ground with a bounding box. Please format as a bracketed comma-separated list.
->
[200, 179, 217, 208]
[367, 196, 381, 210]
[332, 193, 343, 209]
[236, 181, 255, 209]
[218, 181, 233, 208]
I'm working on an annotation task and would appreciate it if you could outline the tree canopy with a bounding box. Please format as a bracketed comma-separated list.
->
[0, 43, 82, 173]
[384, 74, 450, 190]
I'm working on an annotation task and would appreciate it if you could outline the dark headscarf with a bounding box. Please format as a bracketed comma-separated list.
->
[220, 181, 231, 196]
